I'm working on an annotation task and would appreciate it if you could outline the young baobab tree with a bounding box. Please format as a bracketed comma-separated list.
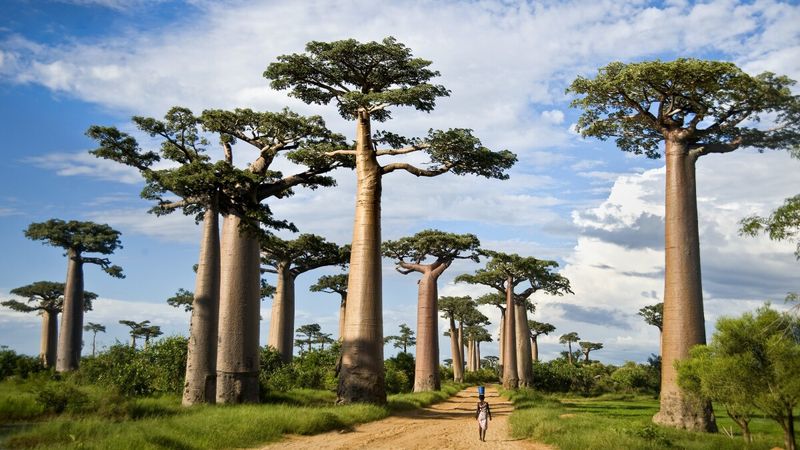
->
[2, 282, 96, 367]
[25, 220, 123, 372]
[457, 251, 572, 388]
[310, 273, 348, 340]
[382, 229, 481, 391]
[579, 341, 603, 362]
[559, 332, 580, 364]
[201, 108, 351, 404]
[439, 296, 472, 382]
[528, 320, 555, 363]
[385, 323, 416, 354]
[295, 323, 322, 353]
[569, 59, 800, 431]
[119, 320, 150, 348]
[266, 37, 516, 404]
[83, 322, 105, 357]
[262, 234, 348, 362]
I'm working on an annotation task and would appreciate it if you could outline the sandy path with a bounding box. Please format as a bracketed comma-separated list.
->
[258, 386, 551, 450]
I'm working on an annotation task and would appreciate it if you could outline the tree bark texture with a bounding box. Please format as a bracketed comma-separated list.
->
[183, 206, 220, 406]
[653, 138, 716, 432]
[498, 312, 504, 374]
[466, 340, 474, 371]
[413, 271, 440, 392]
[449, 316, 464, 382]
[476, 341, 481, 370]
[531, 336, 539, 363]
[338, 294, 347, 341]
[502, 278, 519, 389]
[216, 212, 262, 404]
[458, 323, 465, 373]
[56, 249, 84, 372]
[337, 110, 386, 404]
[515, 302, 533, 387]
[268, 262, 296, 362]
[40, 310, 57, 368]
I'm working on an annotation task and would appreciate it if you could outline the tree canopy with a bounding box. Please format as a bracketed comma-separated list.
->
[25, 220, 124, 278]
[382, 229, 480, 274]
[638, 302, 664, 332]
[528, 320, 556, 338]
[385, 323, 416, 353]
[261, 234, 349, 276]
[2, 281, 96, 313]
[568, 58, 800, 158]
[310, 274, 348, 296]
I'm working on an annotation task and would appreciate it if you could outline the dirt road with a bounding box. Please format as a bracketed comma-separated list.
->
[259, 386, 551, 450]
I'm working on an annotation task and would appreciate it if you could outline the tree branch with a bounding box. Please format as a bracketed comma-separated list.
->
[689, 137, 742, 160]
[324, 149, 357, 157]
[381, 162, 453, 177]
[375, 144, 429, 156]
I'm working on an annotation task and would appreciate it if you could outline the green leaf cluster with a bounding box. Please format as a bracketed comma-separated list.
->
[2, 281, 96, 313]
[382, 229, 480, 264]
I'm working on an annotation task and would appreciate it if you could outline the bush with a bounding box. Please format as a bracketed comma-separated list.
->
[259, 344, 340, 395]
[34, 382, 89, 414]
[384, 353, 414, 394]
[464, 368, 499, 384]
[0, 348, 45, 380]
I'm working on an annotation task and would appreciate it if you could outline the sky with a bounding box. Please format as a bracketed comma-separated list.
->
[0, 0, 797, 365]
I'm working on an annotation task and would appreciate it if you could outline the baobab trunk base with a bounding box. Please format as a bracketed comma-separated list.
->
[336, 365, 386, 405]
[216, 371, 259, 404]
[653, 391, 717, 432]
[413, 373, 439, 392]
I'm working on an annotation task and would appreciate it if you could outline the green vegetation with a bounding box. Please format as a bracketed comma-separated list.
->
[504, 388, 787, 449]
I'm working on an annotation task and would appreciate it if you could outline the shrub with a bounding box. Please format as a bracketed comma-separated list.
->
[34, 382, 89, 414]
[0, 348, 45, 380]
[385, 353, 414, 394]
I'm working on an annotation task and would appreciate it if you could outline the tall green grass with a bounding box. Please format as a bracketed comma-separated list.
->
[503, 388, 787, 450]
[1, 380, 467, 449]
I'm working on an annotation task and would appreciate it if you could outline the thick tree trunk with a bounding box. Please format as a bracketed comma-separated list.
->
[466, 339, 473, 371]
[338, 294, 347, 341]
[40, 310, 57, 368]
[476, 341, 481, 370]
[531, 335, 539, 363]
[653, 139, 716, 432]
[458, 323, 465, 373]
[268, 262, 296, 362]
[502, 278, 518, 389]
[56, 249, 83, 372]
[449, 317, 464, 382]
[515, 301, 533, 387]
[584, 350, 590, 362]
[183, 206, 220, 406]
[338, 109, 386, 404]
[413, 271, 440, 392]
[216, 212, 261, 404]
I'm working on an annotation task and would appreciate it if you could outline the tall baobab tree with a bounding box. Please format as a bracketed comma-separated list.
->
[382, 229, 480, 391]
[385, 323, 416, 354]
[439, 296, 472, 382]
[457, 251, 572, 388]
[262, 234, 348, 362]
[2, 282, 96, 367]
[579, 341, 603, 362]
[476, 293, 506, 372]
[25, 220, 123, 372]
[310, 274, 348, 341]
[459, 305, 490, 373]
[201, 107, 351, 404]
[569, 59, 800, 431]
[464, 325, 492, 372]
[559, 332, 580, 364]
[266, 37, 516, 404]
[528, 320, 555, 363]
[83, 322, 106, 357]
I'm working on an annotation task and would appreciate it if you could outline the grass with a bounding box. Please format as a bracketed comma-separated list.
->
[0, 380, 467, 449]
[503, 388, 789, 450]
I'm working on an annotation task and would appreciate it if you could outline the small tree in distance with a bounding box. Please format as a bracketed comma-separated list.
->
[559, 332, 580, 364]
[310, 274, 348, 341]
[385, 323, 416, 354]
[83, 322, 106, 357]
[579, 341, 603, 362]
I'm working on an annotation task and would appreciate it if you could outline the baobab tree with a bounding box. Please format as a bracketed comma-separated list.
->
[476, 293, 506, 371]
[25, 220, 123, 372]
[459, 306, 490, 373]
[141, 325, 163, 349]
[266, 37, 516, 404]
[295, 323, 322, 353]
[528, 320, 555, 363]
[119, 320, 150, 348]
[457, 251, 572, 388]
[2, 281, 96, 367]
[385, 323, 416, 354]
[569, 59, 800, 431]
[315, 332, 335, 351]
[310, 273, 348, 340]
[559, 332, 580, 364]
[439, 296, 472, 382]
[83, 322, 105, 357]
[638, 303, 664, 333]
[89, 108, 225, 406]
[464, 325, 492, 372]
[262, 234, 348, 362]
[201, 107, 351, 404]
[579, 341, 603, 362]
[382, 229, 480, 391]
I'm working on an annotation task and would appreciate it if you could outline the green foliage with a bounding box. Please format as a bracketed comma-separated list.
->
[34, 382, 89, 414]
[610, 361, 660, 394]
[166, 288, 194, 312]
[463, 368, 498, 384]
[384, 323, 416, 353]
[0, 348, 45, 380]
[529, 320, 556, 338]
[259, 344, 340, 394]
[310, 273, 348, 297]
[568, 58, 800, 158]
[3, 281, 96, 314]
[25, 220, 124, 278]
[262, 234, 349, 276]
[384, 352, 415, 394]
[382, 229, 481, 266]
[638, 302, 663, 331]
[78, 336, 188, 396]
[265, 36, 449, 122]
[741, 194, 800, 259]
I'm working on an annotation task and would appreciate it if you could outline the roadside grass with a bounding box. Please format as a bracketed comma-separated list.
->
[1, 379, 467, 449]
[504, 388, 787, 450]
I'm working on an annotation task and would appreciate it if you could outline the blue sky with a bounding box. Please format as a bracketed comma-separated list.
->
[1, 0, 798, 365]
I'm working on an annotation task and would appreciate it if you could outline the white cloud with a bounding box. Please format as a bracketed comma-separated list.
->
[24, 151, 142, 184]
[86, 207, 200, 243]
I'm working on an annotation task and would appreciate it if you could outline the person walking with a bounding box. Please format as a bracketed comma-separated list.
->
[476, 393, 492, 442]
